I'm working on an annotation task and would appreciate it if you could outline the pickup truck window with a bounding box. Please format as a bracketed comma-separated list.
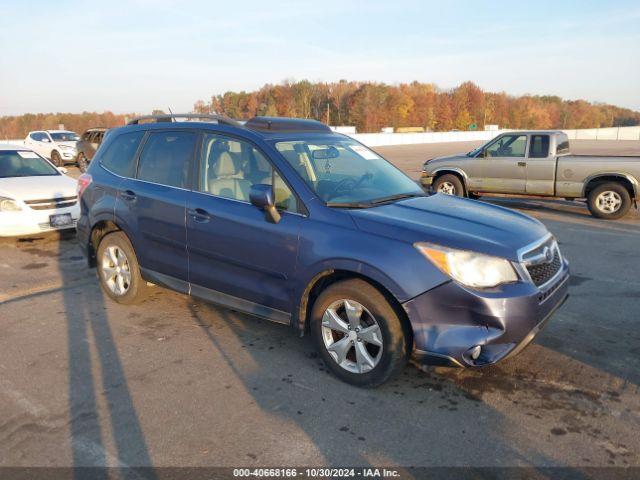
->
[529, 135, 550, 158]
[486, 135, 527, 158]
[557, 133, 570, 155]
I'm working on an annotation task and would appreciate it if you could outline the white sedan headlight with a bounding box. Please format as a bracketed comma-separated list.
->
[415, 242, 518, 288]
[0, 196, 22, 212]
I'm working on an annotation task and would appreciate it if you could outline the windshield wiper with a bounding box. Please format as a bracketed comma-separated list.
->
[368, 193, 425, 205]
[327, 193, 424, 209]
[326, 201, 372, 209]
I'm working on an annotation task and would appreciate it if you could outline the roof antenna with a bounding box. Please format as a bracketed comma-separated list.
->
[168, 107, 174, 122]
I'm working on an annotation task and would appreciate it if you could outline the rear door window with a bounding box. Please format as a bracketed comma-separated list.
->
[529, 135, 550, 158]
[137, 131, 196, 189]
[100, 130, 145, 178]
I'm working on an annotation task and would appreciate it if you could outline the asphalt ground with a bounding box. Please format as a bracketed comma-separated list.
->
[0, 140, 639, 474]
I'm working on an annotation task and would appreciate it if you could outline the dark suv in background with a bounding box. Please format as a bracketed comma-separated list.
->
[76, 127, 108, 172]
[77, 114, 569, 387]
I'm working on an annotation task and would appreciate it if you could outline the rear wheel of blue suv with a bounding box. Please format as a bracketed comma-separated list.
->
[77, 114, 569, 388]
[96, 231, 151, 304]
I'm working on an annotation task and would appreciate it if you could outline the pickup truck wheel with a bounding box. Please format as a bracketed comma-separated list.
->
[96, 232, 150, 304]
[50, 150, 62, 167]
[311, 279, 410, 388]
[587, 183, 631, 220]
[433, 174, 464, 197]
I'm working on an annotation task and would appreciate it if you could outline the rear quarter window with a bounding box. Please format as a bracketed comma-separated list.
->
[556, 134, 570, 155]
[99, 131, 145, 178]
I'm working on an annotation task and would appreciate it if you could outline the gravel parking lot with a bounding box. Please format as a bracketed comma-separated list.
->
[1, 141, 639, 473]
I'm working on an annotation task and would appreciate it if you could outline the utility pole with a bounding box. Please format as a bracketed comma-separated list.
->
[326, 87, 333, 126]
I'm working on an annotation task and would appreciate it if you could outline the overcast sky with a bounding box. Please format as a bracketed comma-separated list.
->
[1, 0, 639, 115]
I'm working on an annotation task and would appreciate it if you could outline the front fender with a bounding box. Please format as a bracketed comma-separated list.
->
[291, 259, 408, 333]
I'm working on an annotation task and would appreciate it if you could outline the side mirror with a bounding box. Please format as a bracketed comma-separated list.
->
[57, 167, 68, 174]
[41, 138, 50, 143]
[249, 184, 281, 224]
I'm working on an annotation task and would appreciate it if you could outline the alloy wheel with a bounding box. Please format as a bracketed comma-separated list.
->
[437, 181, 456, 195]
[596, 191, 622, 213]
[101, 245, 132, 296]
[321, 299, 383, 374]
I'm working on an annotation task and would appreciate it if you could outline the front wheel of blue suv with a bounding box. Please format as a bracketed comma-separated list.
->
[311, 279, 411, 388]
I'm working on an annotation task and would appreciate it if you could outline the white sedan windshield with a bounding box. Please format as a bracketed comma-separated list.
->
[0, 151, 60, 178]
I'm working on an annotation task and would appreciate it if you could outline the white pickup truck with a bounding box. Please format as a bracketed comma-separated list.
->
[421, 131, 640, 219]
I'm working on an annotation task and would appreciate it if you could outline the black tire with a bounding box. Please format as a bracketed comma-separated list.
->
[50, 150, 62, 167]
[433, 174, 464, 197]
[587, 182, 631, 220]
[311, 279, 410, 388]
[96, 231, 150, 304]
[77, 153, 89, 172]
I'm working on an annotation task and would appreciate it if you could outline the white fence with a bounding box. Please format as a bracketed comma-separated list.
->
[349, 130, 501, 147]
[562, 126, 640, 141]
[350, 126, 640, 147]
[1, 126, 639, 149]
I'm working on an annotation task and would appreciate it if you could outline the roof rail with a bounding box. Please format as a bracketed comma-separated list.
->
[245, 116, 331, 133]
[127, 113, 243, 127]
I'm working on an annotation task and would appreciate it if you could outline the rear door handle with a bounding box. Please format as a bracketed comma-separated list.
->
[121, 190, 137, 202]
[517, 161, 527, 167]
[188, 208, 211, 223]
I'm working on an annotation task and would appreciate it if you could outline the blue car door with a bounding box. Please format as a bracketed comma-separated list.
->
[186, 132, 302, 321]
[116, 129, 197, 287]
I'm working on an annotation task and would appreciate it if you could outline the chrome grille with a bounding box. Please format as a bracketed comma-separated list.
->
[24, 195, 78, 211]
[526, 250, 562, 287]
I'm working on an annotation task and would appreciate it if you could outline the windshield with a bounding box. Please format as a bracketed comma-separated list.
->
[275, 138, 423, 206]
[0, 151, 60, 178]
[466, 145, 484, 157]
[50, 131, 80, 142]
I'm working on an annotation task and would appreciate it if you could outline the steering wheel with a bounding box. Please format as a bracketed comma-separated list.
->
[325, 172, 374, 201]
[326, 177, 358, 201]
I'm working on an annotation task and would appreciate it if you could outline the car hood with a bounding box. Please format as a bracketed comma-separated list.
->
[425, 153, 468, 165]
[348, 194, 548, 261]
[0, 175, 77, 201]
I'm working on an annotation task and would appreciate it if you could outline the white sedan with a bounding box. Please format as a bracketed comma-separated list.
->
[0, 145, 80, 237]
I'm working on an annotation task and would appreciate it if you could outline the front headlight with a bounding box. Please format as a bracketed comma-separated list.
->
[415, 242, 518, 288]
[60, 144, 76, 151]
[0, 196, 22, 212]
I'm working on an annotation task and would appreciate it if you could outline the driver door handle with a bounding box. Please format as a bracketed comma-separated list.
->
[188, 208, 211, 223]
[121, 190, 137, 202]
[517, 161, 527, 167]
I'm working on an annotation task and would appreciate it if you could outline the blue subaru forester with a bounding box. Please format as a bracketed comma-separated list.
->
[77, 114, 569, 387]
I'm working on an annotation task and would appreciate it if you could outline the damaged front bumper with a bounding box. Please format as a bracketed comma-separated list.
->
[405, 258, 569, 367]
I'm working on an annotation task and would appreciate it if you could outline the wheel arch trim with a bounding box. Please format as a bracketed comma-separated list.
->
[431, 167, 469, 181]
[582, 172, 639, 198]
[294, 262, 410, 335]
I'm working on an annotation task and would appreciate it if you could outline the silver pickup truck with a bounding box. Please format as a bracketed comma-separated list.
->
[421, 131, 640, 219]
